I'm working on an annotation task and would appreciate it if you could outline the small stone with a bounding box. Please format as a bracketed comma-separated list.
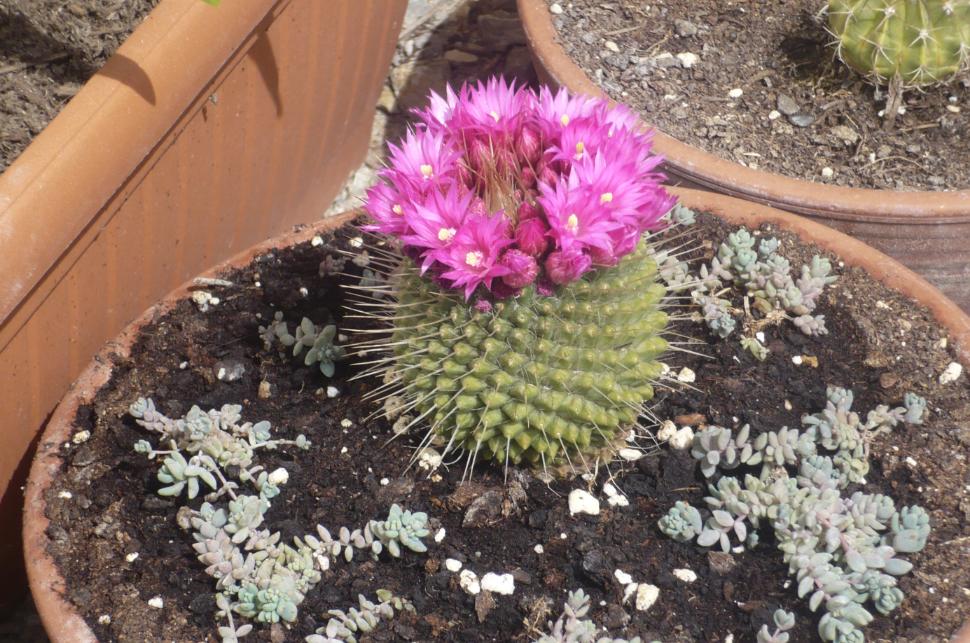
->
[653, 52, 679, 68]
[776, 93, 799, 116]
[657, 419, 677, 441]
[326, 386, 339, 398]
[879, 372, 899, 389]
[340, 418, 353, 428]
[549, 2, 564, 14]
[614, 569, 633, 585]
[459, 569, 481, 595]
[672, 568, 697, 583]
[463, 489, 504, 527]
[905, 456, 918, 467]
[57, 491, 72, 499]
[675, 52, 699, 68]
[97, 615, 111, 625]
[789, 113, 815, 127]
[946, 104, 961, 113]
[148, 596, 164, 609]
[481, 572, 515, 595]
[267, 468, 289, 486]
[728, 88, 743, 99]
[72, 430, 91, 444]
[821, 167, 834, 179]
[418, 447, 442, 471]
[635, 584, 660, 611]
[380, 477, 390, 486]
[444, 49, 479, 64]
[668, 426, 694, 451]
[258, 380, 272, 399]
[311, 235, 324, 247]
[618, 448, 643, 461]
[674, 19, 698, 37]
[435, 527, 446, 543]
[581, 550, 613, 587]
[568, 489, 601, 516]
[939, 361, 963, 384]
[676, 367, 696, 383]
[792, 355, 803, 365]
[831, 125, 860, 145]
[605, 40, 620, 53]
[445, 558, 463, 572]
[214, 359, 245, 382]
[191, 290, 216, 312]
[768, 110, 781, 120]
[708, 551, 736, 575]
[125, 552, 139, 563]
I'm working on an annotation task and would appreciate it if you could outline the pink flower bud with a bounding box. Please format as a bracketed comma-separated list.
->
[538, 164, 559, 186]
[516, 125, 542, 164]
[473, 298, 493, 313]
[515, 216, 550, 257]
[517, 201, 540, 221]
[500, 249, 539, 289]
[519, 166, 537, 189]
[545, 248, 591, 285]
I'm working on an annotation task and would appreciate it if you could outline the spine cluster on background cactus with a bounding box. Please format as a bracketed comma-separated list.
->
[827, 0, 970, 87]
[354, 78, 677, 470]
[129, 400, 432, 642]
[657, 388, 930, 642]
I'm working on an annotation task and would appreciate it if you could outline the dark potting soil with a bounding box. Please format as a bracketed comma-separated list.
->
[44, 217, 970, 642]
[0, 0, 159, 174]
[547, 0, 970, 192]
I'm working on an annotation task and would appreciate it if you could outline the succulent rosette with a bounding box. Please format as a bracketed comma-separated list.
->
[364, 77, 675, 300]
[359, 78, 676, 469]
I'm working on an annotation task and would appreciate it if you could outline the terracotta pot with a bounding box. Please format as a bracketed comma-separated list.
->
[0, 0, 405, 607]
[23, 190, 970, 641]
[516, 0, 970, 313]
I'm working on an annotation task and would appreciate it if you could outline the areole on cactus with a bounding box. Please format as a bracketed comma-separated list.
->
[352, 78, 679, 471]
[827, 0, 970, 86]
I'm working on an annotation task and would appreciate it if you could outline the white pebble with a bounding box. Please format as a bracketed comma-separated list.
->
[605, 40, 620, 53]
[792, 355, 803, 365]
[821, 167, 834, 178]
[946, 105, 961, 113]
[755, 331, 765, 343]
[675, 52, 699, 68]
[481, 572, 515, 595]
[939, 361, 963, 384]
[672, 568, 697, 583]
[905, 456, 918, 467]
[676, 367, 696, 383]
[560, 532, 568, 540]
[267, 467, 289, 486]
[435, 527, 446, 543]
[349, 236, 364, 248]
[614, 569, 633, 585]
[380, 477, 389, 486]
[72, 430, 90, 444]
[623, 583, 638, 604]
[768, 110, 781, 120]
[617, 448, 643, 461]
[57, 491, 72, 499]
[125, 552, 139, 563]
[728, 88, 743, 99]
[179, 361, 188, 369]
[657, 419, 677, 441]
[311, 235, 324, 247]
[668, 426, 694, 451]
[568, 489, 601, 516]
[549, 2, 563, 14]
[635, 584, 660, 611]
[418, 448, 443, 471]
[459, 569, 481, 595]
[534, 544, 544, 554]
[340, 418, 353, 428]
[326, 386, 339, 398]
[216, 368, 227, 380]
[603, 482, 630, 507]
[445, 558, 463, 572]
[147, 596, 164, 609]
[97, 615, 111, 625]
[340, 446, 348, 454]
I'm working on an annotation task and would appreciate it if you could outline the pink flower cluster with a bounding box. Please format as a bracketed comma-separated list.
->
[364, 78, 676, 299]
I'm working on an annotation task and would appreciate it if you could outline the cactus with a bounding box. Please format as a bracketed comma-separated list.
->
[387, 242, 668, 468]
[827, 0, 970, 87]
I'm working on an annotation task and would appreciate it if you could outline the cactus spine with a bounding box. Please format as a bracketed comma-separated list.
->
[828, 0, 970, 86]
[384, 241, 668, 469]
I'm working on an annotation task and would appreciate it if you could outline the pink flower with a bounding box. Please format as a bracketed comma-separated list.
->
[399, 187, 480, 273]
[455, 77, 532, 138]
[386, 129, 461, 194]
[414, 85, 461, 132]
[433, 212, 514, 299]
[539, 172, 622, 255]
[514, 216, 549, 257]
[500, 249, 539, 289]
[545, 247, 592, 285]
[533, 86, 598, 139]
[362, 182, 410, 237]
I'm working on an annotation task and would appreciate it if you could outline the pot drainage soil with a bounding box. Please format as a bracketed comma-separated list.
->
[44, 217, 969, 641]
[546, 0, 970, 192]
[0, 0, 159, 173]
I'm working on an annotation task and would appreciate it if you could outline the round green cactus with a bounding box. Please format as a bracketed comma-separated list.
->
[827, 0, 970, 86]
[384, 241, 668, 468]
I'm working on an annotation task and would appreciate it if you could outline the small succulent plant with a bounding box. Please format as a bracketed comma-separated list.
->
[659, 388, 931, 642]
[756, 609, 795, 643]
[259, 312, 345, 377]
[368, 504, 431, 558]
[306, 591, 414, 643]
[535, 589, 642, 643]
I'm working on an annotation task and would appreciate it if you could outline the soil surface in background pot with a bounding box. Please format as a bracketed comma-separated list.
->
[547, 0, 970, 192]
[0, 0, 159, 173]
[43, 218, 970, 642]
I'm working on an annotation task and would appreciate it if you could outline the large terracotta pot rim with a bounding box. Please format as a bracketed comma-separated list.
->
[23, 193, 970, 641]
[516, 0, 970, 222]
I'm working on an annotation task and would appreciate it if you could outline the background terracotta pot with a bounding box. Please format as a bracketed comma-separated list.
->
[24, 189, 970, 641]
[516, 0, 970, 313]
[0, 0, 405, 610]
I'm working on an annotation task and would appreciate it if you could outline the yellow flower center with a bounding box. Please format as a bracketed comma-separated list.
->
[574, 141, 585, 159]
[392, 204, 403, 215]
[420, 164, 433, 178]
[437, 227, 456, 242]
[566, 214, 579, 233]
[489, 110, 500, 122]
[560, 114, 570, 126]
[465, 251, 484, 267]
[600, 192, 613, 204]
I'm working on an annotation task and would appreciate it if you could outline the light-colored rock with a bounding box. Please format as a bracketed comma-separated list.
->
[635, 584, 659, 611]
[147, 596, 164, 609]
[940, 361, 963, 384]
[728, 88, 743, 99]
[668, 426, 694, 451]
[459, 569, 481, 595]
[676, 367, 696, 383]
[267, 468, 289, 486]
[568, 489, 601, 516]
[675, 52, 699, 68]
[445, 558, 463, 572]
[672, 568, 697, 583]
[549, 2, 564, 14]
[618, 448, 643, 461]
[481, 572, 515, 595]
[614, 569, 633, 585]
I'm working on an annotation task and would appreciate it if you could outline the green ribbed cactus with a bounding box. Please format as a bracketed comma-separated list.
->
[383, 241, 668, 469]
[828, 0, 970, 86]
